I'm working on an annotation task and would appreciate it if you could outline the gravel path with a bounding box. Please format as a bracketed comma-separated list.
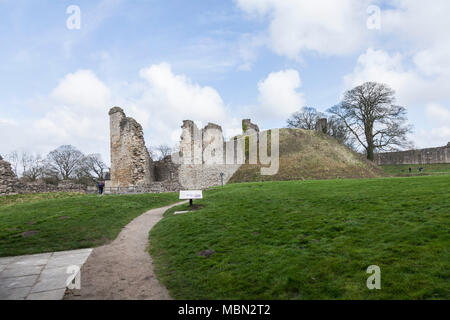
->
[65, 201, 186, 300]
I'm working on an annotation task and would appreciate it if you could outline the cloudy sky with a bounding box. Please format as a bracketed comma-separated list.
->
[1, 0, 449, 164]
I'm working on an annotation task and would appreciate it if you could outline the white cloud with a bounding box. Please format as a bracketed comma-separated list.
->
[343, 48, 450, 107]
[412, 127, 450, 149]
[414, 104, 450, 148]
[1, 70, 112, 160]
[413, 44, 450, 78]
[138, 63, 228, 122]
[256, 69, 305, 121]
[425, 104, 450, 124]
[0, 63, 245, 161]
[236, 0, 370, 59]
[382, 0, 450, 47]
[135, 62, 234, 146]
[50, 70, 111, 110]
[343, 48, 423, 106]
[343, 49, 450, 149]
[1, 64, 308, 161]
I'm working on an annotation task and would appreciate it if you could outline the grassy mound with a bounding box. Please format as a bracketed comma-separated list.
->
[0, 192, 178, 257]
[149, 176, 449, 300]
[229, 128, 385, 183]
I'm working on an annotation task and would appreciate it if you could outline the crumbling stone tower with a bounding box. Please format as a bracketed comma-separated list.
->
[242, 119, 259, 134]
[0, 155, 23, 195]
[109, 107, 153, 187]
[315, 118, 328, 134]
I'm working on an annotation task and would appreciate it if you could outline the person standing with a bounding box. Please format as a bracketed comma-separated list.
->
[99, 181, 105, 195]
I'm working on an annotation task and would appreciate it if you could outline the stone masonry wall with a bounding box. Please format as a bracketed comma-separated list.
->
[0, 155, 22, 195]
[374, 143, 450, 165]
[242, 119, 259, 133]
[1, 155, 87, 196]
[177, 121, 241, 190]
[107, 107, 258, 193]
[109, 107, 153, 188]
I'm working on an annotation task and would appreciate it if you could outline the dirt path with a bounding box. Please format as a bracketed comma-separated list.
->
[65, 201, 186, 300]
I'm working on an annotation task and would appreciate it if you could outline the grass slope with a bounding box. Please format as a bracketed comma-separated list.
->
[0, 192, 178, 257]
[229, 129, 385, 183]
[150, 176, 449, 300]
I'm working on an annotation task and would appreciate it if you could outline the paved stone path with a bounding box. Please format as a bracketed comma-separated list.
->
[65, 201, 186, 300]
[0, 248, 92, 300]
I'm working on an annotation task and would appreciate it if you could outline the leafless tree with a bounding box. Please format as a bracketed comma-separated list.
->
[5, 151, 19, 176]
[46, 145, 85, 180]
[326, 115, 357, 150]
[147, 146, 156, 160]
[22, 154, 45, 181]
[287, 107, 354, 148]
[151, 144, 173, 161]
[328, 82, 413, 161]
[20, 152, 33, 175]
[287, 107, 323, 130]
[83, 154, 108, 180]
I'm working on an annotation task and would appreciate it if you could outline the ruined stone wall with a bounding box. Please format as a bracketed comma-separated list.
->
[109, 107, 153, 187]
[107, 107, 258, 192]
[179, 120, 203, 165]
[315, 118, 328, 134]
[22, 181, 87, 194]
[1, 155, 87, 196]
[374, 143, 450, 165]
[153, 156, 180, 182]
[0, 155, 23, 195]
[242, 119, 259, 133]
[176, 121, 244, 189]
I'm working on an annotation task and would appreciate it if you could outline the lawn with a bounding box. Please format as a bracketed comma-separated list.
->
[149, 175, 449, 300]
[0, 192, 179, 257]
[381, 163, 450, 176]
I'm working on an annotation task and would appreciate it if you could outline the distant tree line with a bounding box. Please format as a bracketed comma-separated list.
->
[286, 82, 413, 160]
[2, 145, 108, 186]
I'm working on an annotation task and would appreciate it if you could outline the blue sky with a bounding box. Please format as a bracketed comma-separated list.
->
[1, 0, 449, 163]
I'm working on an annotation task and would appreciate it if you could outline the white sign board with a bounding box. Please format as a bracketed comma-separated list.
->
[179, 190, 203, 200]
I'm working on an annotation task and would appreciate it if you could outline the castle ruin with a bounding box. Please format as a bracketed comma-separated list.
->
[374, 143, 450, 165]
[108, 107, 262, 192]
[0, 155, 22, 195]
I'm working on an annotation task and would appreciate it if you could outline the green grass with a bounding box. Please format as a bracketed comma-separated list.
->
[149, 176, 449, 300]
[381, 163, 450, 176]
[0, 192, 179, 257]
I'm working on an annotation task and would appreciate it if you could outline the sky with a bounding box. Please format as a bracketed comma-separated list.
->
[1, 0, 449, 165]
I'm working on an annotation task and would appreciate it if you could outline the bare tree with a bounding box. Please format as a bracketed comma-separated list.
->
[287, 107, 354, 147]
[287, 107, 323, 130]
[147, 146, 156, 160]
[152, 144, 173, 160]
[83, 154, 108, 180]
[328, 82, 413, 161]
[22, 154, 45, 181]
[326, 115, 356, 150]
[46, 145, 85, 180]
[5, 151, 19, 176]
[20, 152, 33, 175]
